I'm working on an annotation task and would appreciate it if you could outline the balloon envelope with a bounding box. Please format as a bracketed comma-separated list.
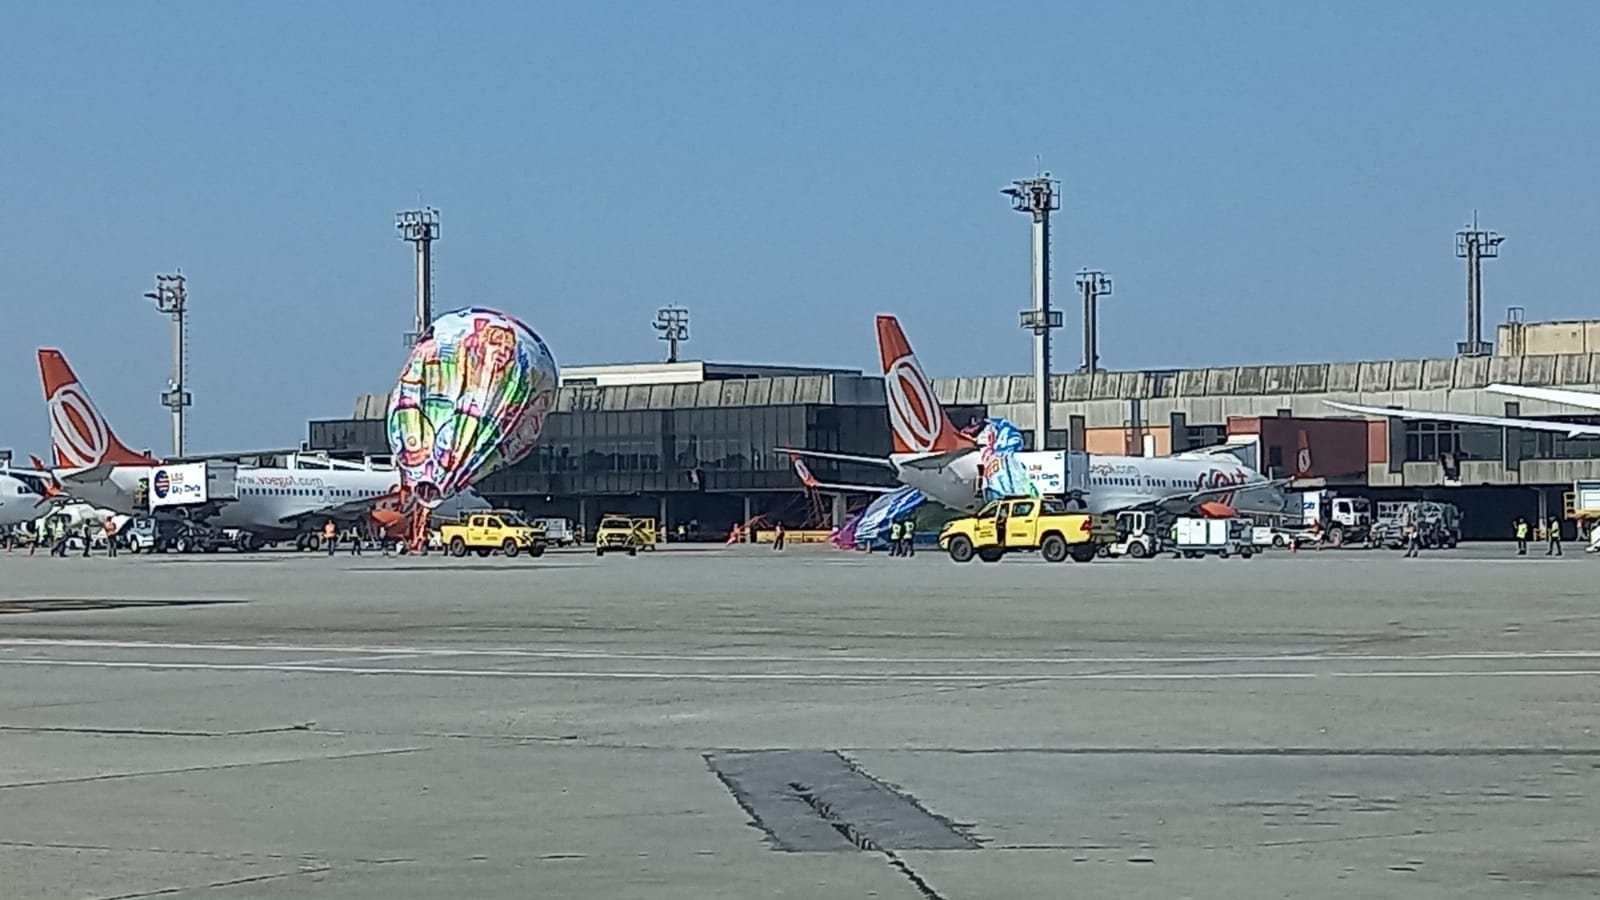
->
[386, 307, 559, 507]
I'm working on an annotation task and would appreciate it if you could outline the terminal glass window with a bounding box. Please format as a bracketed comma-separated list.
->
[1401, 421, 1503, 463]
[1516, 421, 1600, 461]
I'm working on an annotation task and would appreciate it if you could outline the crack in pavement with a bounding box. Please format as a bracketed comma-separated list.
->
[0, 724, 317, 738]
[0, 747, 429, 791]
[90, 866, 333, 900]
[0, 839, 415, 867]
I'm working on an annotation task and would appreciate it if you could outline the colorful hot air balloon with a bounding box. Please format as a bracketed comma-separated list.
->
[386, 307, 559, 513]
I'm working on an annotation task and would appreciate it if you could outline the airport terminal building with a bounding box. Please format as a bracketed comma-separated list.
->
[305, 320, 1600, 540]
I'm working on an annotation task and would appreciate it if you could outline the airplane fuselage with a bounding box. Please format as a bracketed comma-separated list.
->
[890, 450, 1284, 517]
[44, 465, 489, 538]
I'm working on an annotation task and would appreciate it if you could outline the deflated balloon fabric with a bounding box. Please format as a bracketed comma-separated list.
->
[976, 417, 1039, 500]
[386, 307, 559, 507]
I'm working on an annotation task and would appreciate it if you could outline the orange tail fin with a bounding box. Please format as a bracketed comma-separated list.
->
[875, 315, 964, 455]
[38, 349, 159, 468]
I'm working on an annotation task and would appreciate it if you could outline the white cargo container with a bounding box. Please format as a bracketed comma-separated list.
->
[146, 462, 239, 510]
[1173, 516, 1253, 559]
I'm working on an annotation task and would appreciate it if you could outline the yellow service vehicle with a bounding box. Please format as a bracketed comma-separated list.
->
[594, 515, 658, 557]
[939, 496, 1117, 563]
[438, 511, 548, 559]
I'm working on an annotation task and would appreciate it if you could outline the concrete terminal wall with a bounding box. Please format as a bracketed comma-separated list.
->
[345, 354, 1600, 486]
[353, 354, 1600, 420]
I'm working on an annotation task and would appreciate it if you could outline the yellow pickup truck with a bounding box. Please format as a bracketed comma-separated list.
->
[438, 511, 548, 559]
[594, 515, 657, 557]
[939, 496, 1117, 563]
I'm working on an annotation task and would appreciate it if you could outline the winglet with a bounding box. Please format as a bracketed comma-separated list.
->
[787, 450, 821, 488]
[875, 315, 965, 455]
[38, 349, 160, 468]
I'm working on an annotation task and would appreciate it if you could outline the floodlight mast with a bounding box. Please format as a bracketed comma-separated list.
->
[397, 208, 441, 347]
[144, 273, 190, 458]
[654, 307, 690, 363]
[1004, 175, 1062, 451]
[1075, 269, 1112, 374]
[1455, 211, 1504, 358]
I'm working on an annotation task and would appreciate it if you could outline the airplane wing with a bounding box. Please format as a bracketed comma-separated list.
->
[1488, 383, 1600, 411]
[776, 448, 896, 470]
[275, 490, 406, 526]
[1098, 478, 1293, 517]
[786, 451, 898, 495]
[1176, 477, 1293, 503]
[1323, 400, 1600, 438]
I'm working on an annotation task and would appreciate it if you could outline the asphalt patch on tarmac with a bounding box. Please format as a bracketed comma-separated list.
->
[705, 749, 979, 853]
[0, 598, 242, 615]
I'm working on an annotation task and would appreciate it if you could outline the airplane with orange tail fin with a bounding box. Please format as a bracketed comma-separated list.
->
[30, 348, 489, 548]
[779, 315, 1290, 519]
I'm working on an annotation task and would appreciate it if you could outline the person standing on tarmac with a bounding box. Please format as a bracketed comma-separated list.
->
[103, 517, 118, 558]
[1514, 518, 1529, 556]
[772, 522, 786, 551]
[1547, 517, 1563, 556]
[901, 518, 916, 557]
[1402, 519, 1420, 558]
[323, 520, 337, 557]
[887, 520, 902, 557]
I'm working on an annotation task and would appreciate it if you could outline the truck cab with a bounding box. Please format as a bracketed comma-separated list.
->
[1105, 509, 1160, 559]
[939, 496, 1117, 563]
[1298, 490, 1372, 547]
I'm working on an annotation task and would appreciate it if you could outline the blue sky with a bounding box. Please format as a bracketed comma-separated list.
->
[2, 1, 1597, 457]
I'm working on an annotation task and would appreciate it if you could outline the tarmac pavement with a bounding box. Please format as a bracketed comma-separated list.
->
[2, 543, 1598, 898]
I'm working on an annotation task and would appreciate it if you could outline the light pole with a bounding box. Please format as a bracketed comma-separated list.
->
[654, 307, 690, 362]
[1075, 269, 1112, 374]
[1455, 211, 1504, 358]
[144, 272, 190, 458]
[1004, 175, 1062, 450]
[397, 208, 441, 346]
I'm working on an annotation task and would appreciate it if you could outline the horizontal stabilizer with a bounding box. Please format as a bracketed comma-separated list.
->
[60, 463, 117, 484]
[896, 448, 973, 471]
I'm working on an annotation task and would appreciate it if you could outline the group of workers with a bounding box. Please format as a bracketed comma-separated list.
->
[1512, 517, 1568, 557]
[884, 518, 918, 556]
[3, 517, 120, 557]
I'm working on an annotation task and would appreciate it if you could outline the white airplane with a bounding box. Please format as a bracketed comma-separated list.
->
[1325, 383, 1600, 437]
[31, 348, 490, 546]
[781, 315, 1288, 518]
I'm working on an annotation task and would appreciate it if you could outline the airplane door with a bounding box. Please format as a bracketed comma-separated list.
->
[1065, 452, 1090, 502]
